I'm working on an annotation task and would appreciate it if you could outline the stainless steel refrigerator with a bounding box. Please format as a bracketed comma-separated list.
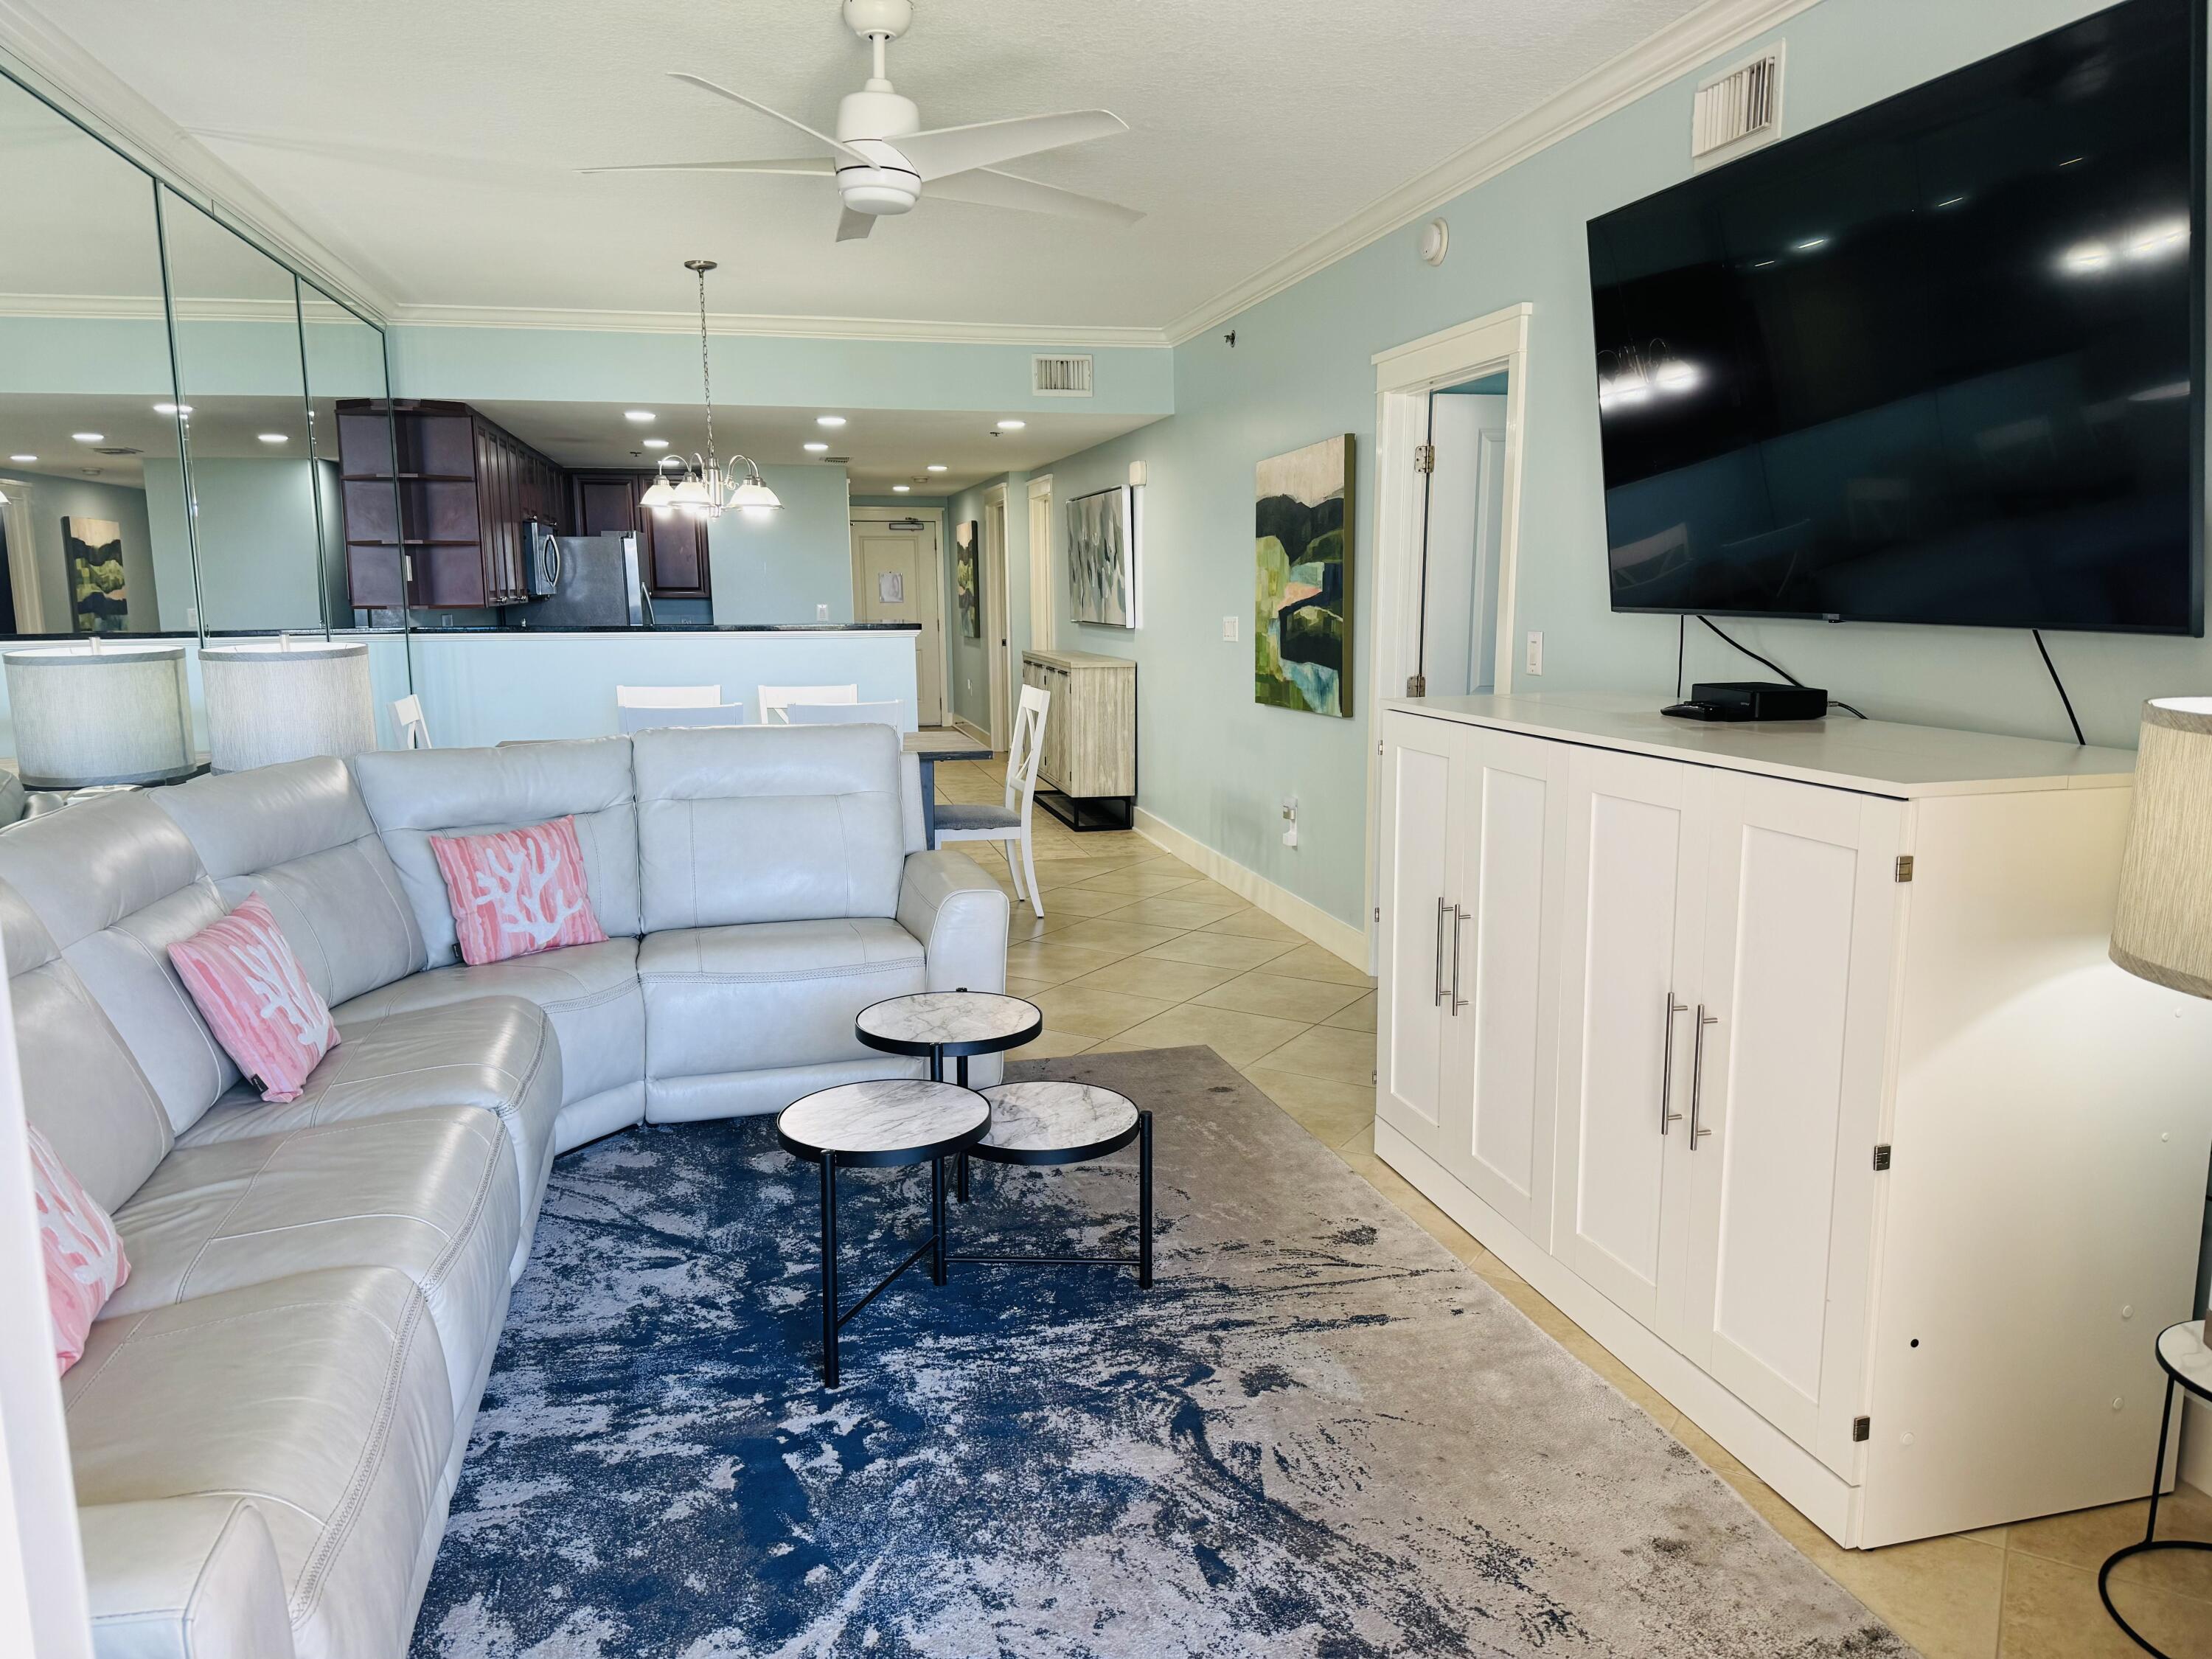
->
[509, 529, 649, 628]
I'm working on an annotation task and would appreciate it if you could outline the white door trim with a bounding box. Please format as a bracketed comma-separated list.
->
[973, 504, 1010, 750]
[851, 505, 947, 727]
[1363, 302, 1534, 973]
[1024, 473, 1054, 656]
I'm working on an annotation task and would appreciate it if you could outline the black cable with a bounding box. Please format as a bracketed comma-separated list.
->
[1675, 614, 1686, 700]
[2032, 629, 2084, 745]
[1694, 614, 1867, 718]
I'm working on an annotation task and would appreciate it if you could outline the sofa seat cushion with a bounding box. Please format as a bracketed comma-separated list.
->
[66, 1267, 453, 1659]
[332, 938, 641, 1116]
[106, 1107, 520, 1419]
[176, 995, 560, 1278]
[639, 917, 925, 1080]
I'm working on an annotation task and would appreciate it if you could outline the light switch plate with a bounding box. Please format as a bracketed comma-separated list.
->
[1222, 616, 1239, 641]
[1525, 630, 1544, 675]
[816, 603, 830, 621]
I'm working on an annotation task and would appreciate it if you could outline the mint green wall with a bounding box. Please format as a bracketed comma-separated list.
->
[708, 465, 852, 625]
[1032, 0, 2197, 933]
[390, 328, 1173, 417]
[142, 456, 330, 633]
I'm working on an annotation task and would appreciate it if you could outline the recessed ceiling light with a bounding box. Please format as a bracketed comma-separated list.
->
[625, 410, 655, 423]
[996, 419, 1026, 431]
[153, 402, 192, 416]
[815, 415, 846, 428]
[892, 484, 911, 493]
[1792, 236, 1829, 252]
[257, 432, 288, 444]
[9, 454, 35, 463]
[643, 437, 669, 449]
[72, 432, 103, 443]
[926, 464, 947, 473]
[804, 441, 830, 453]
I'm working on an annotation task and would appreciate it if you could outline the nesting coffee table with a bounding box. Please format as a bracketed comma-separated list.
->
[776, 991, 1156, 1386]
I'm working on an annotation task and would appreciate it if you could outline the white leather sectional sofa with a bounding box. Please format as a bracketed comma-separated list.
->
[1, 723, 1009, 1659]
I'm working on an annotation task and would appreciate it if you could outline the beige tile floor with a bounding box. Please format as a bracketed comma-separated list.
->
[931, 748, 2212, 1659]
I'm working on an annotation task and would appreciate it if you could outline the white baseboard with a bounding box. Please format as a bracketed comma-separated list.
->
[1133, 807, 1368, 967]
[947, 714, 992, 749]
[2183, 1391, 2211, 1495]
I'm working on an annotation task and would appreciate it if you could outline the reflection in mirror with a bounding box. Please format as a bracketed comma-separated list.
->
[159, 184, 321, 635]
[0, 74, 185, 637]
[299, 285, 399, 630]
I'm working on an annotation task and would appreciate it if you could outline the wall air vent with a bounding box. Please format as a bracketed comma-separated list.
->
[1691, 44, 1784, 170]
[1032, 354, 1094, 397]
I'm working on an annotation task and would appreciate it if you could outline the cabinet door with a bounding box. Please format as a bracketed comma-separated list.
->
[575, 476, 639, 538]
[1436, 727, 1567, 1243]
[1677, 773, 1901, 1471]
[1377, 712, 1461, 1155]
[1553, 745, 1710, 1329]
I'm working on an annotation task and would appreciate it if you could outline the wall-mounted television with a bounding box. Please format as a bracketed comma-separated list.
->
[1587, 0, 2203, 635]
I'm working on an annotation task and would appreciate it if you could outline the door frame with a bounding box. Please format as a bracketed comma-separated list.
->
[1363, 303, 1534, 973]
[1024, 473, 1054, 657]
[977, 495, 1011, 750]
[849, 504, 949, 728]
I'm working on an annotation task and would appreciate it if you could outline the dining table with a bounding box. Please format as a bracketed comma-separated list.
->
[903, 728, 992, 849]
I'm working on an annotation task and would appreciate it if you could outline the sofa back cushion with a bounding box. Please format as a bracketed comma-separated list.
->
[0, 880, 173, 1214]
[351, 738, 641, 967]
[0, 793, 240, 1132]
[153, 757, 425, 1008]
[633, 724, 905, 930]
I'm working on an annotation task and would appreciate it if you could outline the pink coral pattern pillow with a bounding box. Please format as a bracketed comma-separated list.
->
[168, 893, 339, 1102]
[28, 1124, 128, 1374]
[431, 815, 607, 967]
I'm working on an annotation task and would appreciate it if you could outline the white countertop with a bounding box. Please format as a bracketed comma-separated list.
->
[1385, 693, 2138, 799]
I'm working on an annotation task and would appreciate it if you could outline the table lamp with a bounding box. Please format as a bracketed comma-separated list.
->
[2110, 695, 2212, 1346]
[1, 641, 195, 789]
[198, 639, 376, 773]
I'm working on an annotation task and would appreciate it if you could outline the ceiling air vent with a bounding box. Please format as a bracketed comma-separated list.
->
[1692, 44, 1784, 170]
[94, 446, 142, 456]
[1032, 354, 1094, 397]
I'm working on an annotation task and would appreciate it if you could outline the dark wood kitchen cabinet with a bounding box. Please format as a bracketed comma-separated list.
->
[338, 400, 565, 610]
[566, 470, 714, 600]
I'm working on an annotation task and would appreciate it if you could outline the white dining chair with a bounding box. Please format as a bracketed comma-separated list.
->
[783, 700, 904, 728]
[616, 684, 728, 735]
[392, 695, 431, 750]
[758, 684, 857, 724]
[933, 684, 1049, 916]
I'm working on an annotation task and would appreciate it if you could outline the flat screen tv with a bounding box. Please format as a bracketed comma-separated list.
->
[1587, 0, 2203, 635]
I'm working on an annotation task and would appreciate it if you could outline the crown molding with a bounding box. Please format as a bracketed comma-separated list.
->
[0, 1, 397, 322]
[1162, 0, 1822, 345]
[383, 301, 1171, 349]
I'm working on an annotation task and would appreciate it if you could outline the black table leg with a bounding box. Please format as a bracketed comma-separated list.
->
[929, 1042, 942, 1083]
[931, 1156, 949, 1285]
[920, 759, 939, 849]
[956, 1051, 973, 1202]
[1138, 1110, 1154, 1289]
[2099, 1373, 2212, 1656]
[819, 1152, 840, 1388]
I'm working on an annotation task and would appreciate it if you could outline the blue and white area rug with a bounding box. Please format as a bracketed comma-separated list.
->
[411, 1046, 1910, 1658]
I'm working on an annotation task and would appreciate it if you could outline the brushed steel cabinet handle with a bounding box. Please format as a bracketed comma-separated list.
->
[1659, 993, 1687, 1133]
[1688, 1004, 1719, 1146]
[1450, 905, 1470, 1012]
[1434, 897, 1449, 1007]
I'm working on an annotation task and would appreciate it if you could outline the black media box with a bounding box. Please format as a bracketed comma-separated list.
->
[1661, 681, 1829, 723]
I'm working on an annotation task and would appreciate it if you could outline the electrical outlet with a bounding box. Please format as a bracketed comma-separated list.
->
[1281, 795, 1299, 849]
[1222, 616, 1239, 642]
[816, 603, 830, 621]
[1525, 630, 1544, 675]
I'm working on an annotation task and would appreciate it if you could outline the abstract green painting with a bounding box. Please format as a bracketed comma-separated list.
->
[1255, 434, 1352, 716]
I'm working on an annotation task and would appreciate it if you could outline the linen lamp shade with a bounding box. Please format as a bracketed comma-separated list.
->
[199, 640, 376, 773]
[2112, 698, 2212, 998]
[2, 641, 194, 789]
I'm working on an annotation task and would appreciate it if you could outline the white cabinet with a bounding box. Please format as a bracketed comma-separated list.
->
[1374, 696, 2212, 1548]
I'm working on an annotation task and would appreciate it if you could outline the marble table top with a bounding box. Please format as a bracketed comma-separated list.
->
[779, 1078, 990, 1155]
[2159, 1318, 2212, 1403]
[858, 991, 1041, 1049]
[979, 1081, 1138, 1154]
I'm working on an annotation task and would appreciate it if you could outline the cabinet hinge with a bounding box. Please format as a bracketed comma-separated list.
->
[1893, 855, 1914, 883]
[1414, 444, 1436, 474]
[1405, 673, 1427, 698]
[1872, 1144, 1893, 1172]
[1851, 1416, 1871, 1442]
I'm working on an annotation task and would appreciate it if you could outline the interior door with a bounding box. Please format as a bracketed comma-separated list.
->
[1436, 726, 1568, 1243]
[1377, 711, 1461, 1155]
[1554, 746, 1709, 1329]
[851, 517, 944, 726]
[1678, 773, 1902, 1471]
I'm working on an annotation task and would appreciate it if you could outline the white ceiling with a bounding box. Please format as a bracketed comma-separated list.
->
[7, 0, 1708, 333]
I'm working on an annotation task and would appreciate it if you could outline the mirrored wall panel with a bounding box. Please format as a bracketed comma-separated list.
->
[300, 285, 400, 630]
[0, 73, 187, 636]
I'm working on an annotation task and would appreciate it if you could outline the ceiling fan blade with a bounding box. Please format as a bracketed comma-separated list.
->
[836, 207, 877, 243]
[669, 73, 871, 164]
[580, 157, 835, 177]
[891, 110, 1127, 182]
[927, 167, 1142, 226]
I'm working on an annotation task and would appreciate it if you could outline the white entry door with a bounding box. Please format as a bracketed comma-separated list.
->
[852, 515, 944, 727]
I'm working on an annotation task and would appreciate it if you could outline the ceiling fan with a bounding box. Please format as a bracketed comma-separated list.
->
[585, 0, 1141, 241]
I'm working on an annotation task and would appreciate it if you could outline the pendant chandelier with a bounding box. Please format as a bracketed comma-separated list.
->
[639, 258, 782, 520]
